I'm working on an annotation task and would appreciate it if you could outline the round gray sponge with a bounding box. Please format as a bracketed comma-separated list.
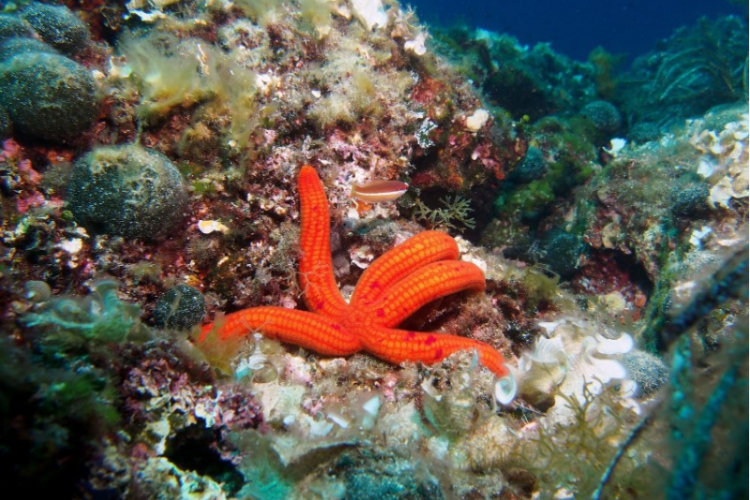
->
[0, 52, 99, 141]
[582, 100, 622, 136]
[154, 284, 206, 330]
[21, 2, 90, 55]
[68, 144, 188, 240]
[0, 13, 35, 41]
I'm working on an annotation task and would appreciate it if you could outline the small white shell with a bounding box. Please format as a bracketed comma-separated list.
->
[198, 220, 230, 234]
[603, 138, 627, 156]
[537, 319, 566, 336]
[494, 373, 517, 405]
[530, 335, 568, 365]
[362, 395, 381, 417]
[25, 280, 51, 302]
[578, 357, 628, 395]
[59, 238, 83, 254]
[404, 33, 427, 56]
[466, 108, 490, 132]
[420, 377, 442, 401]
[689, 226, 712, 248]
[595, 333, 633, 355]
[327, 412, 350, 429]
[304, 414, 334, 437]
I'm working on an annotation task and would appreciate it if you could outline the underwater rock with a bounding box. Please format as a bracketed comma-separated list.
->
[67, 144, 188, 240]
[581, 100, 622, 136]
[622, 349, 668, 397]
[132, 457, 226, 500]
[627, 122, 661, 144]
[0, 36, 58, 61]
[21, 2, 91, 55]
[542, 231, 587, 280]
[619, 16, 747, 127]
[154, 284, 206, 330]
[336, 449, 445, 500]
[436, 29, 597, 121]
[0, 52, 99, 141]
[0, 105, 10, 139]
[0, 335, 121, 498]
[671, 183, 710, 218]
[508, 146, 547, 184]
[0, 1, 744, 498]
[0, 13, 34, 41]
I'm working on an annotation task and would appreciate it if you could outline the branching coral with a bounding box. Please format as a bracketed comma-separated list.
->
[413, 195, 477, 231]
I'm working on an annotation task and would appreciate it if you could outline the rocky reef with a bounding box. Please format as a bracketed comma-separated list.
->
[0, 1, 746, 499]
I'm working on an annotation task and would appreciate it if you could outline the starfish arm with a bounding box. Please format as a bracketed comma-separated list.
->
[201, 306, 361, 356]
[298, 166, 349, 318]
[349, 231, 460, 308]
[365, 260, 486, 327]
[357, 324, 510, 379]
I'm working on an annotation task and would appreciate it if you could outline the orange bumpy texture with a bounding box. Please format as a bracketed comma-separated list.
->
[201, 165, 509, 378]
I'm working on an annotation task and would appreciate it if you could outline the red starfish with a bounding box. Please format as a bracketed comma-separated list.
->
[201, 166, 516, 402]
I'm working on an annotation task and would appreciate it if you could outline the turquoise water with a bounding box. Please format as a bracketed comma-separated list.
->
[407, 0, 747, 61]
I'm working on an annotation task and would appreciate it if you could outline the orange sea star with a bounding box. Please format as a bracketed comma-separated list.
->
[201, 165, 516, 402]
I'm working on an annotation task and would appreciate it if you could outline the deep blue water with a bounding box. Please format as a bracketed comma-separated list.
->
[407, 0, 748, 61]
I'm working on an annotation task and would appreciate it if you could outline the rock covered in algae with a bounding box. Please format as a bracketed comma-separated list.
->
[67, 144, 188, 240]
[21, 2, 91, 55]
[0, 52, 98, 141]
[154, 284, 206, 330]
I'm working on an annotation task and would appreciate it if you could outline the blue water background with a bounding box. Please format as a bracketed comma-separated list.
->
[407, 0, 748, 61]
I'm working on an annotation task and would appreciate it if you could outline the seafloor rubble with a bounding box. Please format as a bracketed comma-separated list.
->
[0, 1, 746, 499]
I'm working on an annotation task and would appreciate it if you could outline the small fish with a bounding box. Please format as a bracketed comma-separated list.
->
[350, 179, 409, 203]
